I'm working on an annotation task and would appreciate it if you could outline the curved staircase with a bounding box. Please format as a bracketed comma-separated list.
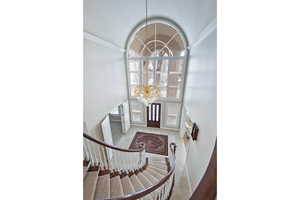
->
[83, 133, 176, 200]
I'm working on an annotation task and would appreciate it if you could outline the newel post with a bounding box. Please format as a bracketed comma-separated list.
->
[138, 142, 145, 164]
[170, 142, 177, 156]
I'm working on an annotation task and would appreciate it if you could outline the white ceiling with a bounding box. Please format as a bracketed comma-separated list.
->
[84, 0, 216, 49]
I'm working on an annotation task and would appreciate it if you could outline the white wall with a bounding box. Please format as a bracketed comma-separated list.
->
[84, 39, 127, 136]
[183, 29, 217, 191]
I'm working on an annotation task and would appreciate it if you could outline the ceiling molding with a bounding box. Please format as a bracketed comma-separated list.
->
[84, 31, 126, 52]
[188, 18, 217, 50]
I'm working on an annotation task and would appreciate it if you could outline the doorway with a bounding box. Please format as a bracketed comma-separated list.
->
[147, 103, 161, 128]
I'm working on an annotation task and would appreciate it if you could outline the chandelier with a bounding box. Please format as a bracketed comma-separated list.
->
[134, 85, 160, 106]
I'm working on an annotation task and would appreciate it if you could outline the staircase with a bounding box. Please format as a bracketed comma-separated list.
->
[83, 133, 176, 200]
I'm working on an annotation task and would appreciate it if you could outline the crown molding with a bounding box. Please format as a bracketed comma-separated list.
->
[84, 31, 126, 52]
[188, 18, 217, 50]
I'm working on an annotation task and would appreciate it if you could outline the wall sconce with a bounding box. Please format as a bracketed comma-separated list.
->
[191, 122, 199, 141]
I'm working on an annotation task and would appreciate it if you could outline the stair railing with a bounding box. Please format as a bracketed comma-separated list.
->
[83, 133, 146, 172]
[83, 133, 177, 200]
[106, 143, 177, 200]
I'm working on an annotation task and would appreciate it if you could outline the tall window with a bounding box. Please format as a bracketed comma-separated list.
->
[127, 22, 187, 128]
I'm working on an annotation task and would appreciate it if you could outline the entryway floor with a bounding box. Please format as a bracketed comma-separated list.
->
[115, 125, 192, 200]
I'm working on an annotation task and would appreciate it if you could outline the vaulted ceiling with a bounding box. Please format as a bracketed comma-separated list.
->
[84, 0, 216, 49]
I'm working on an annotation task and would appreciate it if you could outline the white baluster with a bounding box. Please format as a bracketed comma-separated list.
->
[100, 145, 108, 169]
[84, 139, 95, 165]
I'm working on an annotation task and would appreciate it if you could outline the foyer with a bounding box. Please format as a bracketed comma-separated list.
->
[83, 0, 217, 199]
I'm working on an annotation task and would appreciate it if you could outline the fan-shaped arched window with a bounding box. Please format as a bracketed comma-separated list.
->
[126, 22, 188, 128]
[128, 23, 185, 57]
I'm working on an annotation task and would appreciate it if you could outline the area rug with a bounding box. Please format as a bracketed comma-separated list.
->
[129, 132, 168, 156]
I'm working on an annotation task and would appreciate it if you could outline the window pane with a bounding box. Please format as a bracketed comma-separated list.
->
[147, 71, 154, 85]
[156, 105, 159, 121]
[160, 87, 167, 98]
[129, 61, 139, 71]
[130, 72, 139, 85]
[130, 87, 136, 96]
[148, 106, 151, 120]
[168, 74, 181, 87]
[152, 104, 155, 120]
[167, 87, 180, 99]
[169, 59, 184, 73]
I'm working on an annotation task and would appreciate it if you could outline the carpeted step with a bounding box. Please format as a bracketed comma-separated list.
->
[145, 168, 165, 181]
[120, 175, 135, 195]
[149, 156, 166, 162]
[149, 160, 167, 166]
[137, 172, 152, 188]
[149, 162, 168, 171]
[137, 172, 157, 199]
[129, 174, 144, 192]
[83, 171, 98, 200]
[83, 166, 88, 180]
[142, 170, 159, 184]
[94, 173, 110, 199]
[148, 166, 168, 176]
[110, 175, 124, 198]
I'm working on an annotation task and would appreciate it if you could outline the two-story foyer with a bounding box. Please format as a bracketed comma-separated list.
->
[83, 0, 217, 199]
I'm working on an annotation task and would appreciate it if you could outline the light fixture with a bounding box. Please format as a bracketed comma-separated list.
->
[134, 85, 160, 106]
[133, 0, 161, 107]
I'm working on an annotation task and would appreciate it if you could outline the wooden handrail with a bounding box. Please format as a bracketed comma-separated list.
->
[83, 133, 145, 153]
[101, 142, 177, 200]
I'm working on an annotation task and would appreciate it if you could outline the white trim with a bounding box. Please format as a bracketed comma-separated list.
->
[84, 31, 125, 52]
[188, 18, 217, 50]
[185, 164, 193, 195]
[128, 55, 185, 61]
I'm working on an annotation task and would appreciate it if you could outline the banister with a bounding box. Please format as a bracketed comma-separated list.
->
[100, 142, 177, 200]
[83, 133, 145, 153]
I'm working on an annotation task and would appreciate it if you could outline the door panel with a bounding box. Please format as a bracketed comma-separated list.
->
[147, 103, 161, 128]
[165, 102, 181, 128]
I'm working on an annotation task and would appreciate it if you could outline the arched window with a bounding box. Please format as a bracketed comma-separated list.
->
[126, 22, 188, 128]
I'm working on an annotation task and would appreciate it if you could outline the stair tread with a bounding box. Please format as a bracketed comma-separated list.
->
[149, 158, 167, 163]
[137, 172, 152, 188]
[83, 171, 98, 200]
[110, 175, 124, 198]
[94, 174, 110, 199]
[120, 176, 135, 195]
[129, 174, 144, 192]
[149, 163, 168, 171]
[83, 166, 88, 179]
[148, 165, 168, 175]
[146, 168, 165, 180]
[149, 156, 166, 161]
[142, 170, 159, 184]
[137, 172, 157, 199]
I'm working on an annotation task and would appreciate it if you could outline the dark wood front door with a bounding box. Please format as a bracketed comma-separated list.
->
[147, 103, 161, 128]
